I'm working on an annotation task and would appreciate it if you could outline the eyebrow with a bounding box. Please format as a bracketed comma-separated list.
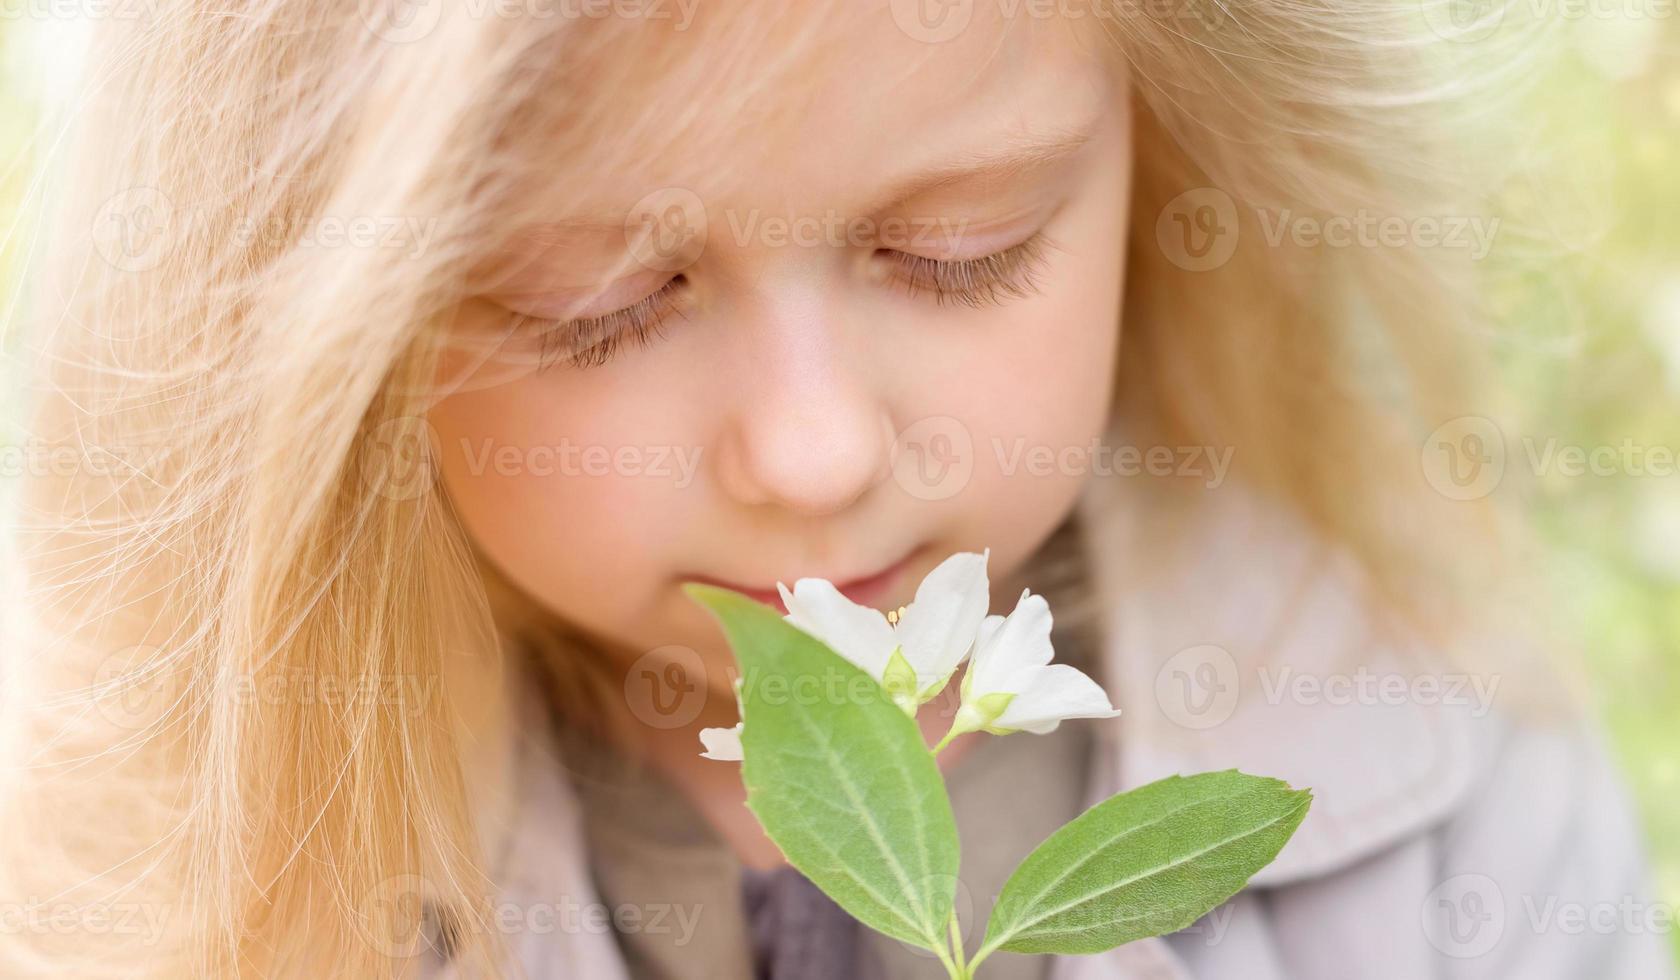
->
[510, 120, 1100, 241]
[862, 121, 1099, 215]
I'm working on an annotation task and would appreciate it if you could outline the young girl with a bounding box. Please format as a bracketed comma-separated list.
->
[0, 1, 1669, 977]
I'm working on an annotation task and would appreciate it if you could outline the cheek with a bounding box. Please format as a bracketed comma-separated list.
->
[426, 374, 697, 637]
[909, 164, 1128, 559]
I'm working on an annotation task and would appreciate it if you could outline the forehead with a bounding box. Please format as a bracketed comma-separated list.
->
[503, 2, 1116, 225]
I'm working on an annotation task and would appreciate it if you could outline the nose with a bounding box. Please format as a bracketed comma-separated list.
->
[713, 315, 896, 516]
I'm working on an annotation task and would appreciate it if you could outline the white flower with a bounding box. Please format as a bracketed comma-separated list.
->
[776, 550, 991, 713]
[944, 588, 1119, 741]
[697, 551, 1121, 762]
[698, 677, 746, 761]
[699, 723, 742, 761]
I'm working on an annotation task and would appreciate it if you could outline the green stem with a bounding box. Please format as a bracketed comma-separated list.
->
[932, 941, 963, 980]
[966, 938, 1001, 976]
[947, 911, 969, 977]
[931, 725, 961, 755]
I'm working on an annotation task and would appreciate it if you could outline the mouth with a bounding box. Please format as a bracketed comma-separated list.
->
[687, 545, 925, 615]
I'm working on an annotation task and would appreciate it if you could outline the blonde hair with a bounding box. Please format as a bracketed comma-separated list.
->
[0, 1, 1538, 976]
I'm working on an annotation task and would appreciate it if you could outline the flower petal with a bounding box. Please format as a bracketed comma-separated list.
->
[894, 550, 991, 687]
[699, 724, 743, 761]
[968, 589, 1053, 697]
[992, 663, 1121, 734]
[778, 579, 897, 678]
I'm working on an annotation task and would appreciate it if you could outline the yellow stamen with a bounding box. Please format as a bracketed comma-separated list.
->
[885, 605, 908, 626]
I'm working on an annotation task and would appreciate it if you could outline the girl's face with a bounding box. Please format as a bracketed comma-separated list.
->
[429, 12, 1130, 681]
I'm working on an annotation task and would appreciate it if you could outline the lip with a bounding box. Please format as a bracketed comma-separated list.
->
[687, 546, 924, 615]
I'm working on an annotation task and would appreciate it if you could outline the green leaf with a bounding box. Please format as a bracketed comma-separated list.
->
[981, 770, 1311, 956]
[684, 584, 961, 952]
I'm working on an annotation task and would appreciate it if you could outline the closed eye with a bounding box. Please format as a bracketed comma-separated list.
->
[500, 232, 1052, 371]
[506, 276, 686, 371]
[882, 232, 1052, 308]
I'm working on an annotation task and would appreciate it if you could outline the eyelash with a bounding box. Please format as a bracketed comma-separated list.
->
[887, 233, 1051, 308]
[517, 232, 1051, 371]
[520, 282, 685, 371]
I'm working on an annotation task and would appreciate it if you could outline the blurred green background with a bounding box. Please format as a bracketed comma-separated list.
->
[1532, 43, 1678, 965]
[0, 7, 1675, 965]
[1477, 14, 1680, 962]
